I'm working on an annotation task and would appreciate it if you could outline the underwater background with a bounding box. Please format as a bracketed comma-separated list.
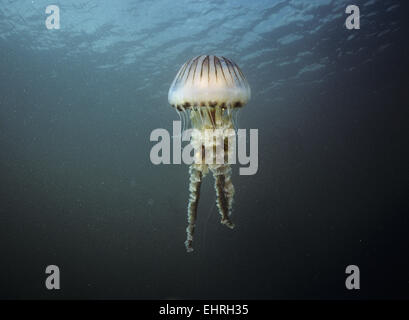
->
[0, 0, 408, 299]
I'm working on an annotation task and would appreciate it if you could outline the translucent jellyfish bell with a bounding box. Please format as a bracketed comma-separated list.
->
[168, 55, 251, 110]
[168, 55, 251, 252]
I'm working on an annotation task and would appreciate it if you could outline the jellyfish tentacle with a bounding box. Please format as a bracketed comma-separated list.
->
[206, 105, 216, 128]
[185, 164, 203, 252]
[198, 108, 205, 127]
[211, 164, 235, 229]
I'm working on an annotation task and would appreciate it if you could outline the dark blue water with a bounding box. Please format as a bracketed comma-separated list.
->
[0, 0, 408, 299]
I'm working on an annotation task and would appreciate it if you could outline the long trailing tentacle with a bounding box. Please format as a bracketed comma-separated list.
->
[211, 164, 235, 229]
[185, 165, 203, 252]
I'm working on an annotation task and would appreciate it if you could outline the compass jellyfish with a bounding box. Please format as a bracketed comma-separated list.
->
[168, 55, 251, 252]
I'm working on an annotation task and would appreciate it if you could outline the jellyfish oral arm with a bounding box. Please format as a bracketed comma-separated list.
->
[185, 162, 235, 253]
[185, 165, 202, 252]
[211, 164, 235, 229]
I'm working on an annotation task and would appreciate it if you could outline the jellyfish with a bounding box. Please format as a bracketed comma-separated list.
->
[168, 55, 251, 252]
